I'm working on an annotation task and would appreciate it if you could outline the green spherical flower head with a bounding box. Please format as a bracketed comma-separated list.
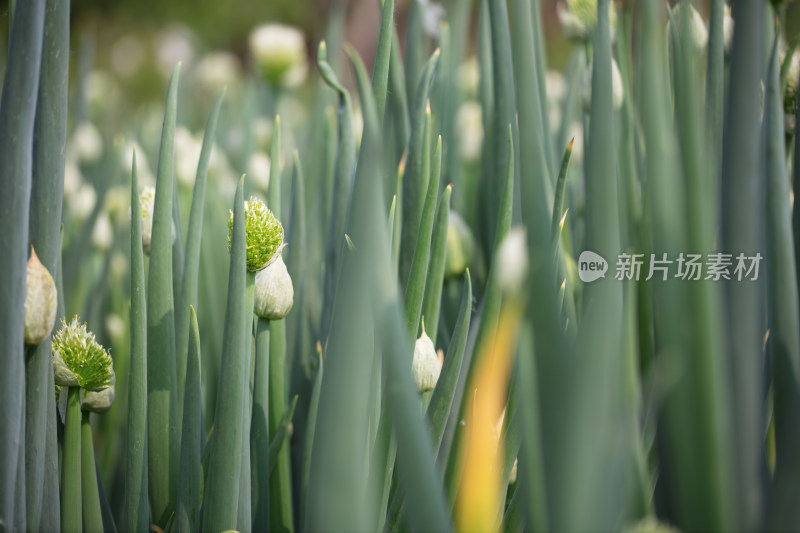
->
[52, 316, 114, 391]
[228, 195, 284, 272]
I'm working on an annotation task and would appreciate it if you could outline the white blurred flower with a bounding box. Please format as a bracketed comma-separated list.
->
[63, 158, 83, 201]
[175, 127, 203, 187]
[723, 4, 733, 54]
[110, 35, 144, 79]
[458, 56, 480, 99]
[155, 25, 196, 77]
[352, 106, 364, 149]
[105, 313, 126, 343]
[668, 2, 708, 52]
[85, 70, 120, 116]
[70, 122, 103, 164]
[194, 51, 241, 94]
[103, 185, 130, 225]
[546, 70, 567, 103]
[420, 0, 446, 38]
[247, 152, 272, 192]
[252, 117, 274, 152]
[71, 183, 97, 221]
[412, 324, 441, 392]
[91, 212, 113, 251]
[557, 0, 616, 41]
[584, 58, 624, 111]
[249, 24, 308, 88]
[495, 226, 529, 293]
[457, 101, 484, 163]
[568, 122, 584, 163]
[110, 252, 128, 280]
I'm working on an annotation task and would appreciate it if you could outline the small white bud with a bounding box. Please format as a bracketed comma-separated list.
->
[584, 58, 624, 111]
[723, 5, 734, 54]
[667, 2, 708, 53]
[24, 247, 58, 345]
[456, 102, 484, 163]
[254, 253, 294, 320]
[412, 322, 441, 392]
[495, 226, 529, 294]
[446, 212, 476, 278]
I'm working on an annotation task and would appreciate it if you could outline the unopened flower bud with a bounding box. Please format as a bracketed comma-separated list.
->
[412, 321, 441, 392]
[723, 5, 733, 54]
[229, 195, 284, 272]
[24, 247, 58, 345]
[446, 212, 476, 279]
[667, 2, 708, 53]
[254, 253, 294, 320]
[52, 316, 114, 391]
[584, 58, 624, 111]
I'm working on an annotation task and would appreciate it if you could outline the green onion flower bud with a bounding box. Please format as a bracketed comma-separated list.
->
[445, 212, 476, 279]
[412, 320, 442, 392]
[667, 2, 708, 53]
[228, 195, 284, 272]
[556, 0, 617, 42]
[24, 247, 58, 345]
[137, 186, 176, 255]
[249, 24, 308, 88]
[82, 372, 116, 413]
[456, 101, 484, 163]
[254, 253, 294, 320]
[583, 58, 624, 111]
[52, 316, 114, 391]
[723, 4, 733, 54]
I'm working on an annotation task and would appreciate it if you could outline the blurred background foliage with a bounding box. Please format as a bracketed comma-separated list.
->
[1, 0, 799, 108]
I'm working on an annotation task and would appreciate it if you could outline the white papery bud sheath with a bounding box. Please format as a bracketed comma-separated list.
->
[25, 247, 58, 345]
[254, 253, 294, 320]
